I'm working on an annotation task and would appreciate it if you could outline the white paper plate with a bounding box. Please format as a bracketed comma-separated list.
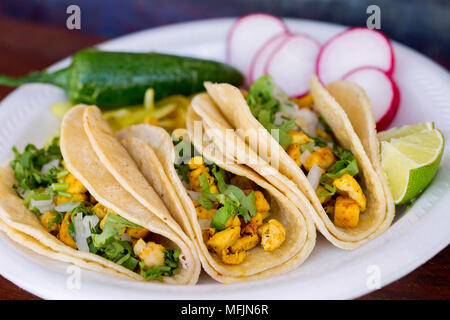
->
[0, 18, 449, 300]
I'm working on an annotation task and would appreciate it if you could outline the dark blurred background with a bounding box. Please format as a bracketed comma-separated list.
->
[0, 0, 449, 69]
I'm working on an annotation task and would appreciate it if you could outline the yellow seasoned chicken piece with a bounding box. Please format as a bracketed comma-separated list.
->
[316, 185, 331, 204]
[195, 206, 217, 219]
[92, 203, 109, 219]
[55, 193, 88, 205]
[316, 129, 330, 140]
[230, 233, 260, 253]
[188, 166, 218, 193]
[188, 156, 205, 170]
[58, 211, 77, 249]
[127, 227, 150, 239]
[287, 130, 313, 145]
[221, 249, 246, 265]
[225, 215, 241, 228]
[257, 219, 286, 251]
[202, 228, 216, 243]
[293, 94, 314, 109]
[304, 146, 335, 171]
[207, 226, 240, 255]
[260, 211, 271, 221]
[334, 196, 360, 228]
[324, 200, 335, 217]
[333, 173, 367, 211]
[133, 239, 165, 268]
[254, 191, 270, 213]
[242, 212, 264, 234]
[287, 143, 302, 166]
[63, 173, 88, 194]
[40, 211, 60, 233]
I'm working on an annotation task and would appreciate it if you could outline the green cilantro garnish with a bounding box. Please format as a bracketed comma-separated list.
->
[319, 116, 332, 135]
[10, 137, 64, 194]
[91, 213, 142, 248]
[87, 212, 143, 271]
[196, 165, 257, 231]
[246, 75, 294, 148]
[318, 144, 360, 197]
[140, 248, 181, 281]
[48, 212, 63, 229]
[314, 136, 330, 148]
[173, 139, 197, 184]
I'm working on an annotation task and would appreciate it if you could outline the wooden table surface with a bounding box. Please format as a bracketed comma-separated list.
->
[0, 16, 448, 300]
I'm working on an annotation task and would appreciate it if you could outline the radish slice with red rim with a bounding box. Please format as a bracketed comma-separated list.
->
[343, 66, 400, 130]
[249, 33, 288, 84]
[265, 34, 321, 97]
[226, 13, 288, 83]
[317, 27, 394, 85]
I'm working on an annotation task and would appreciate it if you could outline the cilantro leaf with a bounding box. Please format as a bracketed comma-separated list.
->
[210, 199, 236, 231]
[174, 164, 190, 184]
[10, 137, 65, 193]
[91, 213, 142, 248]
[246, 75, 294, 148]
[139, 248, 181, 281]
[207, 167, 258, 230]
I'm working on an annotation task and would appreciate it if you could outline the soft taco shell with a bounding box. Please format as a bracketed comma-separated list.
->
[0, 167, 141, 281]
[194, 76, 387, 249]
[0, 105, 200, 285]
[325, 80, 395, 236]
[117, 118, 316, 283]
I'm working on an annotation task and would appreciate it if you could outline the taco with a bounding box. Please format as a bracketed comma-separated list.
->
[325, 81, 395, 238]
[189, 74, 391, 249]
[0, 105, 200, 284]
[116, 117, 316, 283]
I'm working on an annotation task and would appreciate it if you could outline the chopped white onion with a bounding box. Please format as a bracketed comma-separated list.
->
[198, 219, 211, 230]
[82, 215, 100, 232]
[299, 149, 312, 164]
[73, 213, 99, 252]
[41, 159, 60, 174]
[179, 253, 188, 269]
[186, 190, 202, 201]
[293, 108, 319, 137]
[273, 111, 285, 126]
[119, 233, 132, 242]
[307, 164, 323, 191]
[55, 201, 81, 213]
[30, 198, 55, 213]
[316, 121, 325, 131]
[19, 188, 30, 199]
[72, 213, 90, 252]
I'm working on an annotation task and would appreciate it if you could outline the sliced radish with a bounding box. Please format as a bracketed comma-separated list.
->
[249, 33, 288, 83]
[343, 66, 400, 130]
[226, 13, 288, 82]
[265, 34, 320, 97]
[317, 27, 394, 85]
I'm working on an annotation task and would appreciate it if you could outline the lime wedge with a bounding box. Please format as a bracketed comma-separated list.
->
[377, 122, 434, 142]
[381, 128, 444, 204]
